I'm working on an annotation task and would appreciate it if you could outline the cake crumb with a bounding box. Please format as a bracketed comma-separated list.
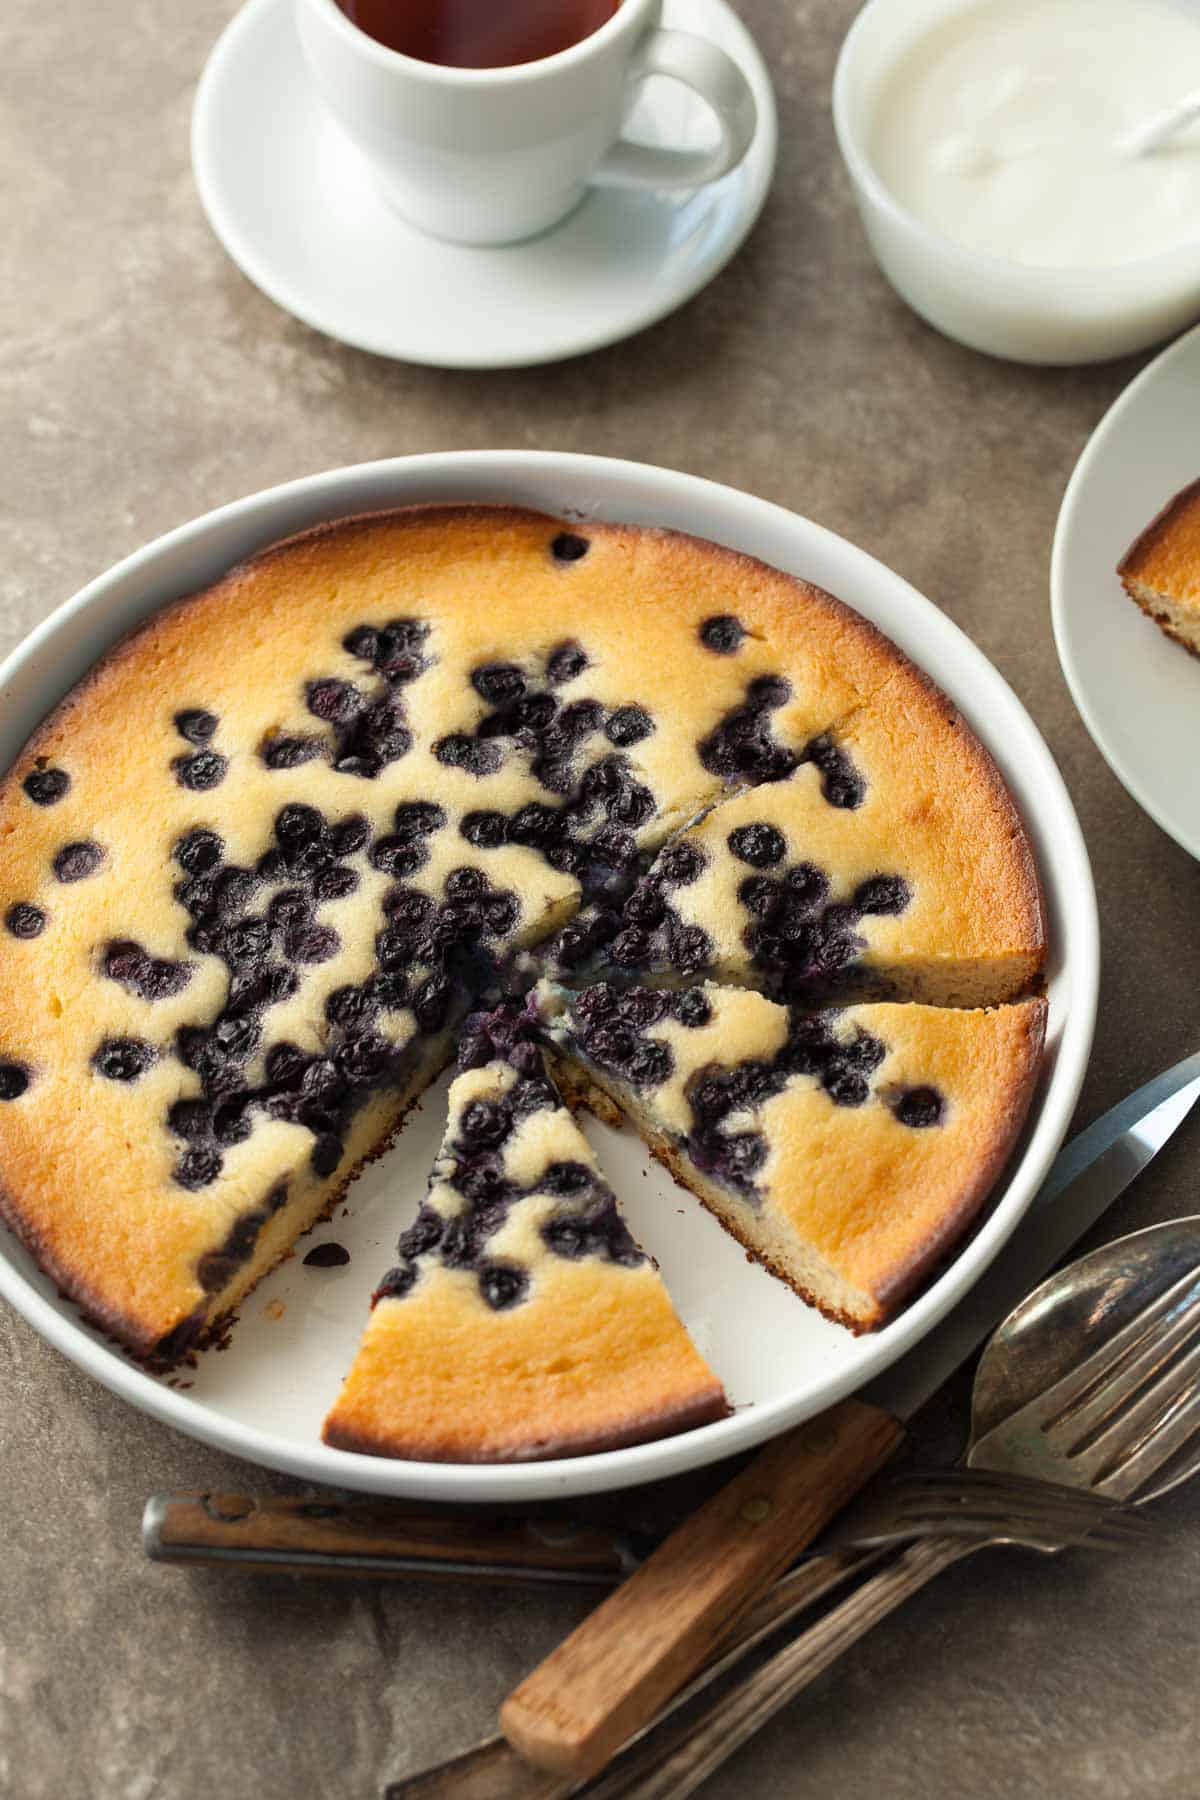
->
[264, 1298, 286, 1321]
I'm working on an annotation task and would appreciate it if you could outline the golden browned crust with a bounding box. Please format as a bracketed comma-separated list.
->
[1117, 476, 1200, 587]
[323, 1383, 729, 1463]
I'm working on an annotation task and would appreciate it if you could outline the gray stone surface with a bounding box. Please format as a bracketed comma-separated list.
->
[2, 1, 1200, 1795]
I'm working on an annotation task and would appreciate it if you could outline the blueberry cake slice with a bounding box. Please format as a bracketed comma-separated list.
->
[553, 675, 1044, 1006]
[1118, 477, 1200, 659]
[540, 982, 1046, 1330]
[323, 1004, 727, 1461]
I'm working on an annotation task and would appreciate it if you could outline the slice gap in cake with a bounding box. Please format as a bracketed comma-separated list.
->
[1117, 477, 1200, 659]
[322, 999, 728, 1462]
[538, 980, 1047, 1332]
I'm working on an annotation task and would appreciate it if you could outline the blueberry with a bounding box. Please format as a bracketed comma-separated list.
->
[461, 810, 508, 849]
[324, 986, 375, 1031]
[399, 1209, 445, 1259]
[541, 1161, 593, 1195]
[366, 970, 409, 1011]
[546, 640, 589, 684]
[173, 750, 228, 791]
[671, 925, 712, 973]
[728, 823, 786, 868]
[479, 1264, 528, 1310]
[265, 1042, 309, 1086]
[550, 532, 589, 562]
[5, 903, 45, 940]
[264, 735, 322, 770]
[472, 662, 526, 706]
[590, 825, 638, 872]
[510, 802, 562, 849]
[0, 1055, 32, 1101]
[699, 614, 745, 653]
[607, 780, 654, 829]
[605, 705, 654, 748]
[175, 1145, 222, 1190]
[721, 1131, 768, 1182]
[311, 1135, 344, 1178]
[623, 884, 665, 928]
[894, 1086, 945, 1129]
[855, 874, 911, 916]
[459, 1100, 512, 1149]
[312, 865, 359, 902]
[53, 841, 104, 882]
[674, 989, 713, 1028]
[611, 927, 652, 969]
[335, 1033, 393, 1085]
[306, 679, 362, 723]
[329, 815, 370, 857]
[394, 801, 446, 837]
[444, 866, 487, 901]
[543, 1216, 590, 1259]
[268, 889, 311, 933]
[747, 675, 791, 709]
[167, 1098, 211, 1139]
[627, 1038, 673, 1085]
[222, 918, 272, 964]
[738, 875, 780, 918]
[512, 693, 557, 733]
[288, 924, 340, 964]
[174, 828, 224, 875]
[558, 698, 604, 739]
[22, 768, 69, 806]
[370, 835, 429, 877]
[213, 1097, 253, 1146]
[211, 1013, 261, 1061]
[805, 736, 866, 810]
[511, 1076, 556, 1115]
[174, 709, 218, 743]
[372, 1264, 417, 1304]
[786, 863, 829, 909]
[383, 887, 435, 929]
[343, 624, 381, 662]
[822, 1066, 871, 1107]
[657, 842, 705, 887]
[839, 1031, 886, 1075]
[412, 972, 453, 1033]
[380, 618, 429, 656]
[619, 988, 672, 1028]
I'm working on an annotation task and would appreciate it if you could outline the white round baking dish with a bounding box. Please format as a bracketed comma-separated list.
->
[0, 453, 1097, 1500]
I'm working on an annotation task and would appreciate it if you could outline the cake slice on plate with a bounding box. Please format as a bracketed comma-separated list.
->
[1118, 477, 1200, 658]
[323, 1001, 727, 1461]
[539, 981, 1046, 1332]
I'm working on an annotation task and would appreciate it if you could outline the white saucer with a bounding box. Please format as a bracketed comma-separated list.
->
[191, 0, 777, 368]
[1052, 321, 1200, 861]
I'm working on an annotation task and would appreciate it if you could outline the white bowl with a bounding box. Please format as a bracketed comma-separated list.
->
[833, 0, 1200, 366]
[0, 453, 1098, 1501]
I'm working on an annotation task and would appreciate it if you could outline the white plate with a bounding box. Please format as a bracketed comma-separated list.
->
[0, 453, 1097, 1501]
[1053, 321, 1200, 859]
[190, 0, 777, 369]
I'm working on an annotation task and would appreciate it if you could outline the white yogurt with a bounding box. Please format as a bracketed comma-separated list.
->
[867, 0, 1200, 268]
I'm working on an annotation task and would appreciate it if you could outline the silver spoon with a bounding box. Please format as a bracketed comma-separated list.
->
[618, 1215, 1200, 1798]
[1120, 88, 1200, 158]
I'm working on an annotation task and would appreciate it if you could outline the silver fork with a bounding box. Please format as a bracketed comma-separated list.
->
[387, 1470, 1143, 1800]
[605, 1247, 1194, 1800]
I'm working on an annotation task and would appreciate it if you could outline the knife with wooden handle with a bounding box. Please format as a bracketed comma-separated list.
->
[143, 1492, 656, 1586]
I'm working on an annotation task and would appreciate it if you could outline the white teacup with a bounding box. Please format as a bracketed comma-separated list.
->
[295, 0, 758, 246]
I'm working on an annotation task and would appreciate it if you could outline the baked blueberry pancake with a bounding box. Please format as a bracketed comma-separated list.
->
[539, 981, 1046, 1330]
[323, 1002, 727, 1461]
[0, 501, 1047, 1452]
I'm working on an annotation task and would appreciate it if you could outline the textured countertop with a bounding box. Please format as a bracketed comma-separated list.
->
[3, 2, 1199, 1795]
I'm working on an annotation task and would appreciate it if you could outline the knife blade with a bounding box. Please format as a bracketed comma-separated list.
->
[144, 1048, 1200, 1591]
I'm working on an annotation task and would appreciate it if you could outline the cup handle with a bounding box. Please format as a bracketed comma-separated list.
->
[589, 27, 757, 192]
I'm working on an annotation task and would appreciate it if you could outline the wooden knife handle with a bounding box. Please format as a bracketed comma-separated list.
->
[499, 1398, 902, 1780]
[142, 1493, 649, 1587]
